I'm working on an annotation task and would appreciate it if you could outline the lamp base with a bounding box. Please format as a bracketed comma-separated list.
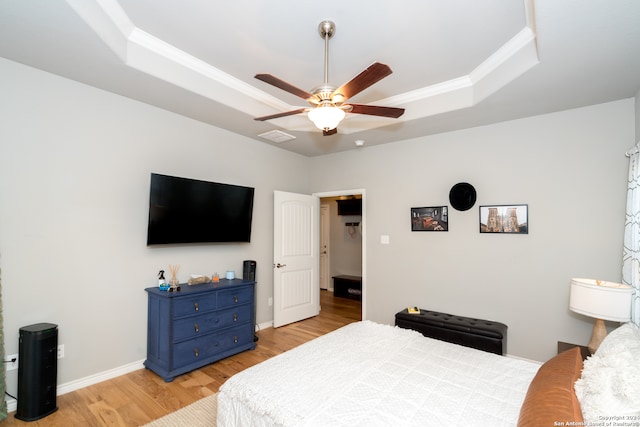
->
[587, 318, 607, 354]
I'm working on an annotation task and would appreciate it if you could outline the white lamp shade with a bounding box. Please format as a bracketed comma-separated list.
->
[569, 278, 632, 322]
[308, 105, 345, 131]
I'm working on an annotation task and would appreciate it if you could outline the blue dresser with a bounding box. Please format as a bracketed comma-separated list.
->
[144, 279, 256, 382]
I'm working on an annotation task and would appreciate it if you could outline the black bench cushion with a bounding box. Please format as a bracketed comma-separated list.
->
[395, 309, 508, 355]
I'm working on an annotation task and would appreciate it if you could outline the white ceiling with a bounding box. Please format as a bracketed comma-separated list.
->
[1, 0, 639, 156]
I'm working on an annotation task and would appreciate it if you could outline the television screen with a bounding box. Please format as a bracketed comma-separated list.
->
[146, 173, 254, 245]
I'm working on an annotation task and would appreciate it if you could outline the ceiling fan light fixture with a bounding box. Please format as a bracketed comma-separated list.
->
[253, 21, 404, 134]
[308, 104, 345, 131]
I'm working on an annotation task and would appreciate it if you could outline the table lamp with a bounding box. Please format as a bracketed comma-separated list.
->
[569, 278, 633, 354]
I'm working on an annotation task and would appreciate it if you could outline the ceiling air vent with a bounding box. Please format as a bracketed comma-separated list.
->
[258, 130, 296, 143]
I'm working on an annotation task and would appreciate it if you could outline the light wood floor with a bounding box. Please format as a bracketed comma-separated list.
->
[5, 291, 361, 426]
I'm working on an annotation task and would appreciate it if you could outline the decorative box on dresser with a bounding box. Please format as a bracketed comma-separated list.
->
[144, 279, 256, 382]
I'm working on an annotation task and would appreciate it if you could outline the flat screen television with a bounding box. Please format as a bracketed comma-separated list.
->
[146, 173, 254, 245]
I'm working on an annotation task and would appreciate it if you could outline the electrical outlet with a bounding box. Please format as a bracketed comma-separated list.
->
[268, 297, 273, 307]
[5, 353, 18, 371]
[57, 344, 64, 359]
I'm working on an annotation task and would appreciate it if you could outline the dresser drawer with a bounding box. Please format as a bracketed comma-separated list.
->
[173, 293, 217, 318]
[216, 304, 252, 329]
[173, 304, 252, 341]
[173, 326, 254, 366]
[218, 286, 253, 308]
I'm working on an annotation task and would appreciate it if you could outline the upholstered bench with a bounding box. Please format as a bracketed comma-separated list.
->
[395, 309, 508, 355]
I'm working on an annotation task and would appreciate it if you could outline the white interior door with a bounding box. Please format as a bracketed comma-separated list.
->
[273, 191, 320, 328]
[320, 204, 330, 290]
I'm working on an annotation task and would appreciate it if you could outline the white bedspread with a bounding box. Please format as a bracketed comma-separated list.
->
[217, 321, 540, 426]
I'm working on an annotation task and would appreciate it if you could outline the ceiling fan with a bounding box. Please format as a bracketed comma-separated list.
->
[254, 21, 405, 136]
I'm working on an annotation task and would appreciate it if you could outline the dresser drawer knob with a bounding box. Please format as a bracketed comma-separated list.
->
[194, 302, 199, 312]
[194, 348, 199, 357]
[234, 295, 239, 303]
[233, 313, 238, 322]
[234, 336, 238, 343]
[194, 323, 199, 333]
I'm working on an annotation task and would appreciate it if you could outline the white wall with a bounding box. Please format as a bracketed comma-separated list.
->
[310, 99, 635, 362]
[0, 58, 310, 390]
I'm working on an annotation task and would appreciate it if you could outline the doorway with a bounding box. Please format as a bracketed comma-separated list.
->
[314, 189, 365, 321]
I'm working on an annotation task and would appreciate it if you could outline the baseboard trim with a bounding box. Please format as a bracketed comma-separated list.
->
[256, 320, 273, 332]
[5, 359, 145, 414]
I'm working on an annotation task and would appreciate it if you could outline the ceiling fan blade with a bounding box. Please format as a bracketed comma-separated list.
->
[255, 74, 314, 100]
[254, 108, 307, 121]
[323, 128, 338, 136]
[332, 62, 393, 101]
[349, 104, 405, 118]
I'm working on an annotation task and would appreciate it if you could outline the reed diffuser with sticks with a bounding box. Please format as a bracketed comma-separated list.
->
[168, 264, 180, 292]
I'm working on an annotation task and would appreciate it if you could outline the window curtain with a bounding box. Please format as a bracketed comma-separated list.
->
[623, 143, 640, 325]
[0, 268, 6, 420]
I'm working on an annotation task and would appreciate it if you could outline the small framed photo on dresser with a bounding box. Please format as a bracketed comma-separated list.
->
[479, 204, 528, 234]
[411, 206, 448, 231]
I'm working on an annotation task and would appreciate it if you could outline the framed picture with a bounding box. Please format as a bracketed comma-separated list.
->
[411, 206, 448, 231]
[479, 204, 528, 234]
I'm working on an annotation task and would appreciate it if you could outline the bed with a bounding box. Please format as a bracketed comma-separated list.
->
[217, 320, 640, 426]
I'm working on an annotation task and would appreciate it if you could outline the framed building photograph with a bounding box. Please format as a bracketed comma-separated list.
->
[411, 206, 448, 231]
[479, 204, 528, 234]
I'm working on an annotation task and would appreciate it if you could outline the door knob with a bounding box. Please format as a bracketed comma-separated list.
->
[275, 263, 287, 268]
